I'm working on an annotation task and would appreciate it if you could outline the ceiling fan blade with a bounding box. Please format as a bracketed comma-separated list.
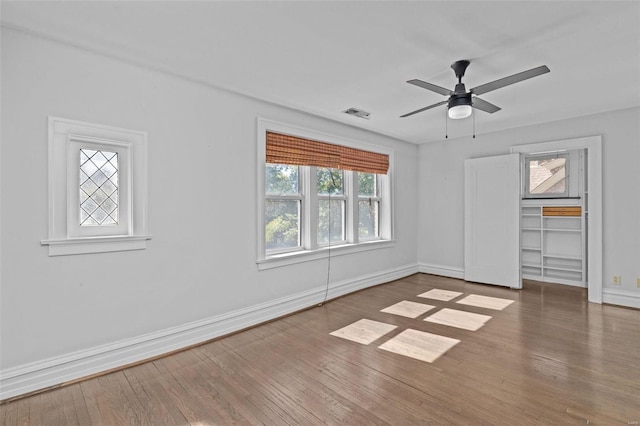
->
[472, 96, 501, 114]
[470, 65, 550, 96]
[400, 100, 448, 118]
[407, 79, 453, 96]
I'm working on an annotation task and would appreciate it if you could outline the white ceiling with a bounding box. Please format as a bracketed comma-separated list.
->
[2, 1, 639, 144]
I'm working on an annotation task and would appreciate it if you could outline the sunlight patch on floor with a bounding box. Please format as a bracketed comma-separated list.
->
[417, 288, 463, 301]
[329, 319, 397, 345]
[380, 300, 436, 318]
[378, 329, 460, 363]
[424, 308, 492, 331]
[456, 294, 514, 310]
[330, 288, 515, 363]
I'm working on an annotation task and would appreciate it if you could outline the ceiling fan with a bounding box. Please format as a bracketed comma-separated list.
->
[401, 60, 550, 119]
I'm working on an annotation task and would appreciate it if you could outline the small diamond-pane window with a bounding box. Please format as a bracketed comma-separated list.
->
[80, 149, 118, 226]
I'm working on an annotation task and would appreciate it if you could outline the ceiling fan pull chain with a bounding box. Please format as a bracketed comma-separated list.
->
[472, 108, 476, 138]
[445, 109, 448, 139]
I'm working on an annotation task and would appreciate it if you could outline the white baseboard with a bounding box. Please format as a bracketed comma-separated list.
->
[326, 263, 419, 300]
[417, 262, 464, 280]
[0, 263, 418, 401]
[602, 288, 640, 309]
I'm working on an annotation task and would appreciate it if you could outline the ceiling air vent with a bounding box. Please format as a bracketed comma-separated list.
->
[343, 107, 371, 120]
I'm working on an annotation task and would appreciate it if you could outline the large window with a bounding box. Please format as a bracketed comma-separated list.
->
[258, 120, 393, 267]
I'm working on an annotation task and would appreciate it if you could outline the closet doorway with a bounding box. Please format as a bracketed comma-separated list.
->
[512, 136, 602, 303]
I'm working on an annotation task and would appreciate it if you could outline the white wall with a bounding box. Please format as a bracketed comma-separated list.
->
[418, 106, 640, 300]
[0, 28, 418, 395]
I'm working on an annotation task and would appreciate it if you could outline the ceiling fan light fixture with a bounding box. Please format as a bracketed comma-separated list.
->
[448, 104, 472, 119]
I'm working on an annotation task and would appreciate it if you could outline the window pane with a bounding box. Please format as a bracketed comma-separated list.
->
[317, 168, 343, 195]
[266, 164, 299, 194]
[529, 157, 566, 195]
[358, 173, 377, 196]
[318, 200, 344, 244]
[359, 200, 379, 239]
[80, 148, 118, 226]
[265, 200, 300, 250]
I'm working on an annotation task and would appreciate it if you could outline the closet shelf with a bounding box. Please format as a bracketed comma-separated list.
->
[544, 254, 582, 261]
[520, 203, 585, 286]
[544, 265, 582, 273]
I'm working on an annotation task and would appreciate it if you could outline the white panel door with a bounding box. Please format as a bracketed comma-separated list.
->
[464, 154, 521, 288]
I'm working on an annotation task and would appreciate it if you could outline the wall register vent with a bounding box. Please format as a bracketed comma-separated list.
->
[343, 107, 371, 119]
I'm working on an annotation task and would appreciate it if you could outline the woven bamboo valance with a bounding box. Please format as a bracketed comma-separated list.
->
[266, 131, 389, 175]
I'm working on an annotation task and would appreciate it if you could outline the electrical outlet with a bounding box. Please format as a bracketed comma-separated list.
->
[612, 275, 621, 285]
[637, 278, 640, 288]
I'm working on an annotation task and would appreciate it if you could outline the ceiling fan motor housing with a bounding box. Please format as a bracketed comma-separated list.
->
[448, 92, 472, 109]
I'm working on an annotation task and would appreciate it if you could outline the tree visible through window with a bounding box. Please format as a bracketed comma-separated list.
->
[358, 173, 380, 239]
[265, 164, 301, 250]
[317, 168, 345, 244]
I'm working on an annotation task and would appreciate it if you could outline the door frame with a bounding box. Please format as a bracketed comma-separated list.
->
[511, 136, 602, 303]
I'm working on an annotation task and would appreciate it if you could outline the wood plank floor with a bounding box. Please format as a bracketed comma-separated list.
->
[2, 274, 639, 425]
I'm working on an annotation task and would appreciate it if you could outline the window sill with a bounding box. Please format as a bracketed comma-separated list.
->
[41, 235, 152, 256]
[522, 197, 581, 200]
[257, 239, 395, 270]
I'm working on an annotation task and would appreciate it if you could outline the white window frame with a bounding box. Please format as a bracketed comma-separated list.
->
[42, 117, 151, 256]
[257, 118, 394, 270]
